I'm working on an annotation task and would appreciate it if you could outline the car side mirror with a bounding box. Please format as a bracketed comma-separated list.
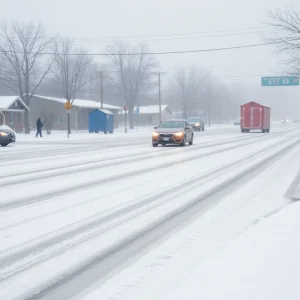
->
[154, 126, 158, 129]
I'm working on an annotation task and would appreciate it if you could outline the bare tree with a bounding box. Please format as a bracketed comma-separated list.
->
[265, 5, 300, 75]
[52, 39, 92, 102]
[0, 21, 54, 133]
[105, 41, 157, 129]
[172, 66, 210, 119]
[51, 39, 93, 134]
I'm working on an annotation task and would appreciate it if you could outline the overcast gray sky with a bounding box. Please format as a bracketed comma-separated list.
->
[1, 0, 300, 117]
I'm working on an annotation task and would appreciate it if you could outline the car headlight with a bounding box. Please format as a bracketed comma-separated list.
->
[152, 132, 160, 138]
[195, 123, 200, 126]
[174, 131, 184, 137]
[0, 132, 8, 136]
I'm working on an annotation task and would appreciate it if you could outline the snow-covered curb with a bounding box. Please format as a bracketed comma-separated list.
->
[169, 202, 300, 300]
[292, 181, 300, 200]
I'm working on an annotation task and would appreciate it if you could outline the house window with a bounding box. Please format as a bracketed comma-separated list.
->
[10, 112, 14, 124]
[58, 114, 64, 124]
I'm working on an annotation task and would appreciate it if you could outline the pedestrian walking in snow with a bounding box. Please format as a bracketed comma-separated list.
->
[36, 118, 43, 137]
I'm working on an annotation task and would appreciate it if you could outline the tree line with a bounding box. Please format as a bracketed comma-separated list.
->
[0, 5, 298, 133]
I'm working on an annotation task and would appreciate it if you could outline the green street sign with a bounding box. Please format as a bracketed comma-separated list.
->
[261, 76, 299, 86]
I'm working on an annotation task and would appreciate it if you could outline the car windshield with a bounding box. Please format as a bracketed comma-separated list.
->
[159, 121, 184, 128]
[188, 117, 201, 122]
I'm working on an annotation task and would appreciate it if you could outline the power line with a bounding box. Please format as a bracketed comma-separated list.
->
[1, 39, 298, 56]
[51, 29, 268, 43]
[57, 26, 267, 40]
[0, 26, 268, 44]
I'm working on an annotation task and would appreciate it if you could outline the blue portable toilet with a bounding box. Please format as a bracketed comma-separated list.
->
[88, 109, 114, 134]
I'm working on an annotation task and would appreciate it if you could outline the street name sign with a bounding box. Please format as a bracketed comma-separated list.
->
[261, 76, 299, 87]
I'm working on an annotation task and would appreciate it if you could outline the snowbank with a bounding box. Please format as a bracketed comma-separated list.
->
[292, 181, 300, 200]
[170, 202, 300, 300]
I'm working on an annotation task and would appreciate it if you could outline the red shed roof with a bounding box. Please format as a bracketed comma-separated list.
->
[241, 101, 270, 108]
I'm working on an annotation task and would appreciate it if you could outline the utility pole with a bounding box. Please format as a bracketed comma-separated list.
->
[206, 82, 212, 127]
[158, 72, 161, 124]
[90, 74, 93, 99]
[96, 71, 104, 108]
[150, 72, 166, 124]
[100, 71, 103, 108]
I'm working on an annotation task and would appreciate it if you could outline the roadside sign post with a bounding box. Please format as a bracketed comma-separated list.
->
[261, 76, 299, 87]
[136, 106, 140, 132]
[124, 105, 128, 133]
[64, 101, 72, 138]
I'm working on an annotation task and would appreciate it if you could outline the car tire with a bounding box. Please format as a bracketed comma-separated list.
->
[189, 135, 193, 145]
[152, 143, 158, 147]
[1, 143, 8, 147]
[180, 137, 186, 147]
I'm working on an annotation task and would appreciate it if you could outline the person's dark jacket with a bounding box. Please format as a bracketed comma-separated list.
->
[36, 118, 43, 129]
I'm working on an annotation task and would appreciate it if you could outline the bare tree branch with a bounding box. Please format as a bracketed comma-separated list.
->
[105, 41, 157, 128]
[0, 21, 54, 133]
[264, 5, 300, 75]
[50, 39, 92, 104]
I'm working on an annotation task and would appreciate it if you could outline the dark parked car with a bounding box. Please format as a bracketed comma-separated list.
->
[152, 119, 193, 147]
[0, 128, 16, 146]
[187, 117, 205, 131]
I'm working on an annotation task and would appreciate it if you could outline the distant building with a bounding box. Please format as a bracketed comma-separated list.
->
[130, 105, 172, 126]
[29, 95, 122, 131]
[0, 96, 30, 132]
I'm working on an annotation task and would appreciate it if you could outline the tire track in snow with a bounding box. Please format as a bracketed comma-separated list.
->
[0, 139, 149, 162]
[0, 132, 287, 210]
[2, 138, 300, 300]
[1, 137, 298, 284]
[0, 127, 293, 163]
[0, 133, 271, 186]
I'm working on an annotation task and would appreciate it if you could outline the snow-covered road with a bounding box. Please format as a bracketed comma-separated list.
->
[1, 124, 300, 300]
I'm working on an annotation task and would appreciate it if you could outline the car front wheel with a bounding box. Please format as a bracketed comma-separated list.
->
[1, 143, 9, 147]
[189, 135, 193, 145]
[152, 143, 158, 147]
[180, 137, 186, 147]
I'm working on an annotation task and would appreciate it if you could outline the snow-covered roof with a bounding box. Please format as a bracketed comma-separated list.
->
[90, 108, 114, 115]
[0, 96, 30, 111]
[241, 101, 270, 108]
[33, 95, 122, 110]
[133, 105, 171, 114]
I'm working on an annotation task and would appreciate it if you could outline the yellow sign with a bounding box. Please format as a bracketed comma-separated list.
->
[64, 101, 72, 110]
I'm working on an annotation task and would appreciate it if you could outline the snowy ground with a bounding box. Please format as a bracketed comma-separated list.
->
[0, 123, 300, 300]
